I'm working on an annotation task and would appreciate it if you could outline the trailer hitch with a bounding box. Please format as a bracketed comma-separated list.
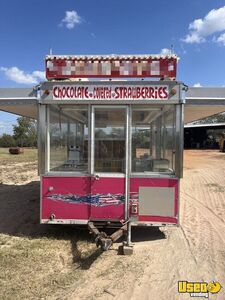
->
[88, 221, 128, 251]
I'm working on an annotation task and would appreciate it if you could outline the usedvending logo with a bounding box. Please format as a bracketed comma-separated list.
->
[178, 281, 222, 298]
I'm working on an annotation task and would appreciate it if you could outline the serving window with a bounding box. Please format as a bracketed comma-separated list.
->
[94, 107, 126, 173]
[131, 105, 176, 174]
[49, 105, 88, 172]
[47, 104, 179, 175]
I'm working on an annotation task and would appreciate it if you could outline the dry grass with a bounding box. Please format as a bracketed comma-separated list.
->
[205, 182, 225, 193]
[0, 148, 100, 299]
[0, 147, 38, 165]
[0, 231, 101, 299]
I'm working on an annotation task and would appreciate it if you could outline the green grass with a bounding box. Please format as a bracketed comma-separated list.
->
[0, 148, 37, 165]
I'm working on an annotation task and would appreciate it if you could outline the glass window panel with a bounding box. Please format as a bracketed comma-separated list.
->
[49, 105, 88, 172]
[132, 106, 175, 173]
[94, 108, 126, 173]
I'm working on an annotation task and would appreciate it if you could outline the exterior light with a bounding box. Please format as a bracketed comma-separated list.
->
[171, 88, 177, 95]
[44, 90, 50, 95]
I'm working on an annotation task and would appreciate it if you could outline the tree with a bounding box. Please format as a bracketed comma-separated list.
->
[0, 134, 16, 147]
[13, 117, 37, 147]
[26, 120, 37, 147]
[191, 112, 225, 125]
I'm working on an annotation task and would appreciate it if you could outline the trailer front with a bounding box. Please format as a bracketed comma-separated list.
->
[39, 54, 184, 245]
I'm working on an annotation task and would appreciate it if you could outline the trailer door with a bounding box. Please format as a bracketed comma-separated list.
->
[41, 105, 92, 223]
[90, 106, 127, 221]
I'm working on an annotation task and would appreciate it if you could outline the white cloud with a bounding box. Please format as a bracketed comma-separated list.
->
[193, 83, 202, 87]
[217, 32, 225, 45]
[32, 71, 46, 81]
[160, 48, 172, 55]
[0, 67, 45, 84]
[0, 120, 15, 135]
[182, 6, 225, 44]
[60, 10, 82, 29]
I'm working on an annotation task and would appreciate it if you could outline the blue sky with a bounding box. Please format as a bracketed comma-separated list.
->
[0, 0, 225, 134]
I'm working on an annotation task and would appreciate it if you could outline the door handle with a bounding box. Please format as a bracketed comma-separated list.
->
[91, 174, 100, 180]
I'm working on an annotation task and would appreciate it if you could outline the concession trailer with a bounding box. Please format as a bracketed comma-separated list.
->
[1, 54, 225, 252]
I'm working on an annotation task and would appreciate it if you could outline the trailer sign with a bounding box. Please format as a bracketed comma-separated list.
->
[52, 85, 169, 100]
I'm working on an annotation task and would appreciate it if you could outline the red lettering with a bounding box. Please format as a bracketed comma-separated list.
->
[53, 87, 58, 98]
[62, 87, 66, 98]
[53, 85, 169, 101]
[149, 87, 154, 98]
[141, 87, 145, 99]
[115, 87, 120, 99]
[85, 87, 89, 98]
[123, 87, 128, 98]
[137, 87, 141, 99]
[145, 87, 149, 98]
[154, 87, 158, 99]
[127, 87, 132, 98]
[158, 87, 163, 99]
[119, 87, 123, 98]
[163, 86, 168, 99]
[69, 87, 74, 97]
[66, 87, 69, 98]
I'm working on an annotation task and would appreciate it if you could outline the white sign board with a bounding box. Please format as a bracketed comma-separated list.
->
[52, 85, 169, 100]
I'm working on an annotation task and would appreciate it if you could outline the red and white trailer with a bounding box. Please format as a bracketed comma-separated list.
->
[36, 54, 183, 250]
[1, 54, 225, 252]
[1, 53, 225, 251]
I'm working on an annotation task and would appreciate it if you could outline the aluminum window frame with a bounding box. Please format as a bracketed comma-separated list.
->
[130, 104, 182, 178]
[46, 104, 90, 176]
[91, 105, 128, 176]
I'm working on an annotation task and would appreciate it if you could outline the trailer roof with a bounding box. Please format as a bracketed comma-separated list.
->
[45, 54, 178, 60]
[184, 87, 225, 123]
[0, 88, 37, 119]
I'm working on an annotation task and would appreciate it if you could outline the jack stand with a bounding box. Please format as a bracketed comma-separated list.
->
[120, 221, 134, 255]
[88, 221, 128, 251]
[126, 220, 132, 246]
[121, 242, 134, 255]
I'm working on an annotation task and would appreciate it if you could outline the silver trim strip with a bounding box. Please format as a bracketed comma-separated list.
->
[41, 219, 89, 225]
[46, 107, 50, 172]
[125, 106, 130, 220]
[131, 222, 178, 227]
[41, 100, 180, 105]
[186, 97, 225, 100]
[93, 173, 125, 178]
[130, 173, 176, 178]
[44, 172, 90, 177]
[91, 105, 94, 174]
[88, 104, 91, 174]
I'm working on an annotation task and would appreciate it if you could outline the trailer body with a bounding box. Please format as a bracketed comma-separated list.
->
[0, 54, 193, 246]
[38, 67, 184, 230]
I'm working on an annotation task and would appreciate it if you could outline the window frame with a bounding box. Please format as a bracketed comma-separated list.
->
[46, 104, 90, 175]
[130, 105, 177, 176]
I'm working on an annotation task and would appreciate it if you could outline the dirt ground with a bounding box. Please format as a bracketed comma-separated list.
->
[0, 148, 224, 299]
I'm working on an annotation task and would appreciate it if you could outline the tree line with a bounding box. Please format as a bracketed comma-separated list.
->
[192, 112, 225, 124]
[0, 117, 37, 147]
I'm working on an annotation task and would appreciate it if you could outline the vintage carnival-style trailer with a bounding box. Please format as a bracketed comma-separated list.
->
[1, 54, 225, 252]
